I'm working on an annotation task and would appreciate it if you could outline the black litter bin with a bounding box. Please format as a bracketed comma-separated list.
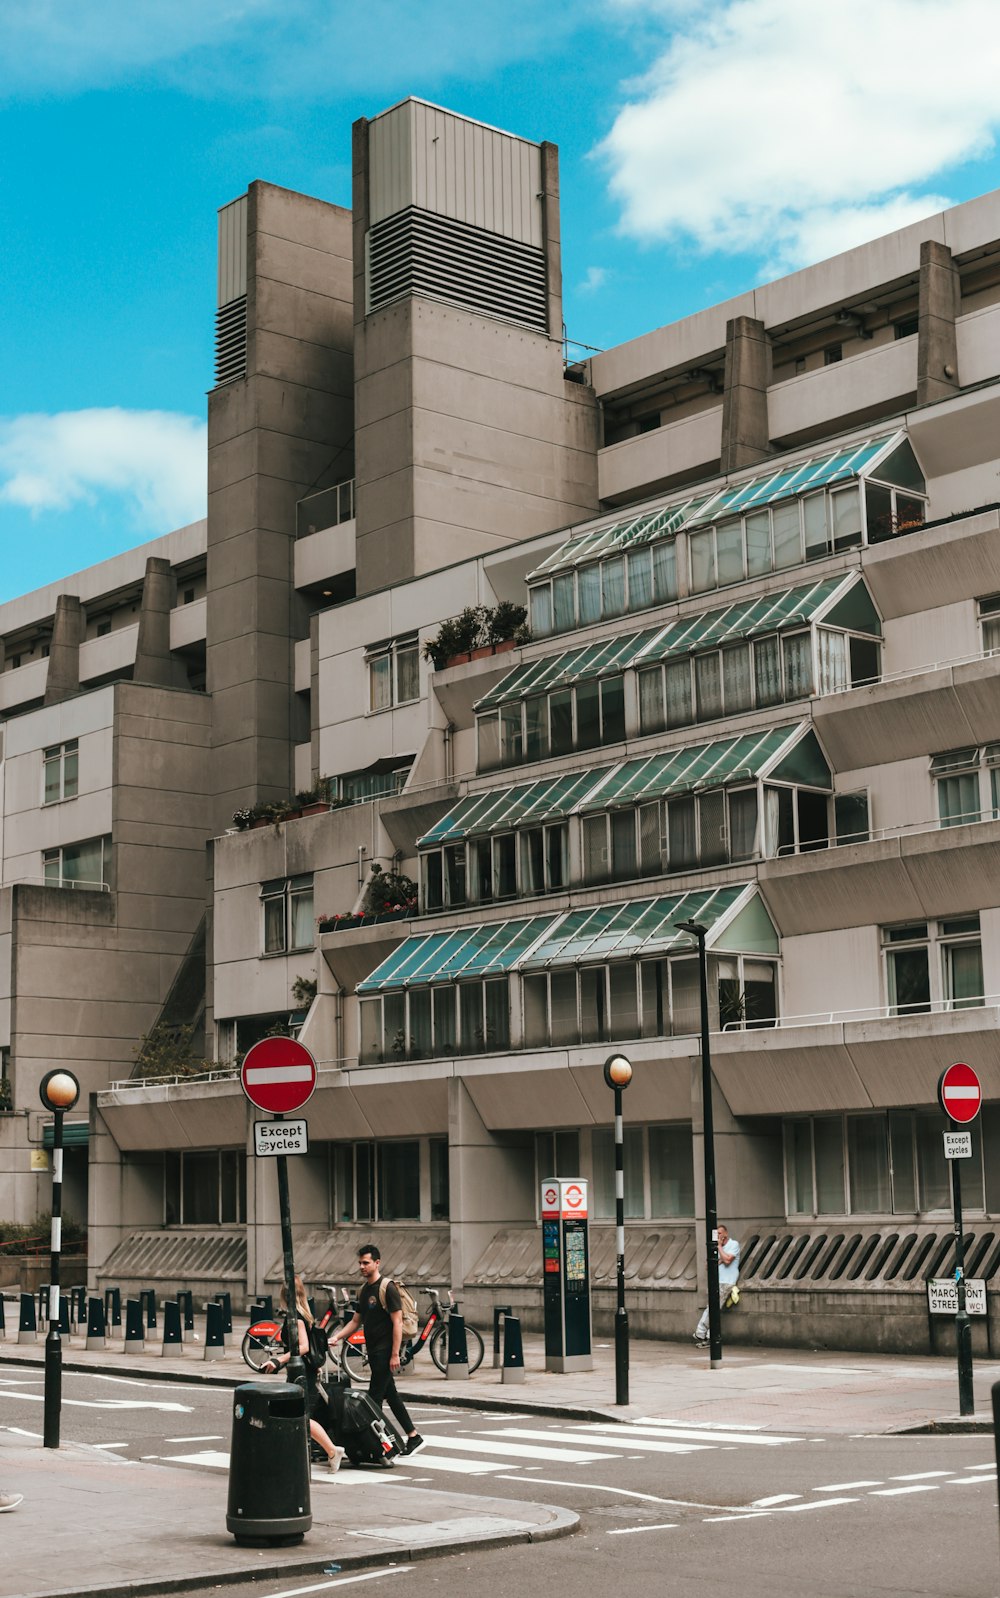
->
[226, 1381, 312, 1544]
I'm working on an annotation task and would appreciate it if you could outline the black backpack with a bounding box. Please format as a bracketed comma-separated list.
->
[305, 1319, 330, 1372]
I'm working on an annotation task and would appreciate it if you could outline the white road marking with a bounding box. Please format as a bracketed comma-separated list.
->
[263, 1568, 413, 1597]
[574, 1421, 800, 1448]
[891, 1471, 951, 1481]
[606, 1523, 676, 1535]
[396, 1453, 512, 1475]
[410, 1434, 613, 1464]
[494, 1476, 758, 1512]
[704, 1512, 772, 1522]
[815, 1480, 883, 1490]
[164, 1435, 223, 1443]
[636, 1415, 763, 1430]
[93, 1442, 128, 1450]
[870, 1485, 939, 1497]
[0, 1392, 192, 1412]
[160, 1451, 232, 1468]
[4, 1427, 41, 1438]
[493, 1427, 699, 1456]
[947, 1476, 997, 1486]
[354, 1515, 537, 1547]
[777, 1497, 858, 1512]
[964, 1464, 996, 1473]
[753, 1494, 800, 1506]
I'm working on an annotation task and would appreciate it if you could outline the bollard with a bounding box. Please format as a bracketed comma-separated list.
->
[177, 1289, 194, 1338]
[204, 1299, 226, 1361]
[140, 1288, 158, 1333]
[124, 1297, 145, 1355]
[162, 1299, 183, 1355]
[104, 1287, 122, 1335]
[71, 1285, 87, 1327]
[248, 1299, 268, 1325]
[0, 1294, 5, 1340]
[492, 1304, 513, 1369]
[85, 1296, 107, 1351]
[446, 1311, 470, 1381]
[18, 1291, 37, 1345]
[501, 1313, 526, 1384]
[258, 1294, 274, 1319]
[992, 1380, 1000, 1549]
[57, 1294, 70, 1335]
[38, 1285, 50, 1324]
[215, 1291, 234, 1346]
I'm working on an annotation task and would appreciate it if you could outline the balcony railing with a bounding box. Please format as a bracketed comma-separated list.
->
[724, 995, 999, 1032]
[296, 480, 355, 538]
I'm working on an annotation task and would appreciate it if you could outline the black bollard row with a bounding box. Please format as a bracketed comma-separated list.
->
[71, 1285, 87, 1326]
[176, 1289, 194, 1337]
[215, 1290, 233, 1342]
[86, 1295, 107, 1351]
[0, 1293, 6, 1340]
[161, 1299, 183, 1355]
[204, 1299, 226, 1362]
[501, 1313, 525, 1385]
[104, 1286, 122, 1332]
[446, 1310, 470, 1381]
[124, 1297, 145, 1354]
[140, 1288, 158, 1333]
[18, 1291, 37, 1345]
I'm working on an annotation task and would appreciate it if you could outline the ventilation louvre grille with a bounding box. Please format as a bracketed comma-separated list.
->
[368, 206, 548, 333]
[214, 295, 247, 386]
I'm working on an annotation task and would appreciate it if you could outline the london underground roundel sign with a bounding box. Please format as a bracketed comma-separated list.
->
[241, 1036, 317, 1115]
[937, 1061, 983, 1125]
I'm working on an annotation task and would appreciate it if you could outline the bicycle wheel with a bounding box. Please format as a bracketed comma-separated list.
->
[242, 1325, 284, 1372]
[429, 1321, 485, 1374]
[339, 1337, 370, 1385]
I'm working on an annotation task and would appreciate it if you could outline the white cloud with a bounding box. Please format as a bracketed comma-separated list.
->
[0, 409, 207, 531]
[579, 266, 610, 294]
[599, 0, 1000, 272]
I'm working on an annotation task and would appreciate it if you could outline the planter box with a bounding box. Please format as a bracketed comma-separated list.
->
[493, 637, 517, 654]
[445, 651, 472, 667]
[300, 802, 328, 817]
[251, 817, 270, 829]
[319, 914, 364, 933]
[471, 645, 493, 660]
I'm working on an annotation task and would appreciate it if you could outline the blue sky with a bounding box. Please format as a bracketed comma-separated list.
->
[3, 0, 1000, 599]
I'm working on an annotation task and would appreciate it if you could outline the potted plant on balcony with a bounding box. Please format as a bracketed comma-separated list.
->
[291, 974, 317, 1007]
[486, 600, 528, 655]
[423, 607, 483, 670]
[295, 783, 330, 818]
[363, 861, 418, 921]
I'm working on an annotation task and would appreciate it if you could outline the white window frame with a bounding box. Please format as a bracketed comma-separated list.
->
[930, 746, 1000, 828]
[882, 915, 983, 1015]
[42, 739, 78, 805]
[366, 634, 419, 713]
[42, 836, 108, 890]
[260, 875, 314, 956]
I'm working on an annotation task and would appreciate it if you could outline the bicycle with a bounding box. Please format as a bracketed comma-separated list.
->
[337, 1286, 485, 1384]
[241, 1283, 345, 1373]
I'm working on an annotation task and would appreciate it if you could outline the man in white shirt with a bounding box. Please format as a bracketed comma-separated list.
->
[694, 1224, 740, 1346]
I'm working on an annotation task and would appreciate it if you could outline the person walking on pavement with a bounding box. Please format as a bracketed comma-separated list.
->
[694, 1223, 740, 1346]
[262, 1275, 344, 1473]
[0, 1493, 22, 1512]
[330, 1244, 424, 1458]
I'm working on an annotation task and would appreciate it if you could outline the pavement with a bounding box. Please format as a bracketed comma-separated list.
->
[3, 1321, 1000, 1598]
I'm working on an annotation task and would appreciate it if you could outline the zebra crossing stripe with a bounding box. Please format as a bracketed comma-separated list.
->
[490, 1427, 705, 1455]
[572, 1421, 801, 1447]
[411, 1434, 616, 1464]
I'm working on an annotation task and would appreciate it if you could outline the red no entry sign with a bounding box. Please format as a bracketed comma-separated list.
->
[938, 1061, 983, 1125]
[241, 1037, 317, 1115]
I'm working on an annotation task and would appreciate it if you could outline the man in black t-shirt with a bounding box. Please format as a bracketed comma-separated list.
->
[330, 1243, 424, 1457]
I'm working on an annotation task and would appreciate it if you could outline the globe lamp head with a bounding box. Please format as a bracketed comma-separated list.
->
[39, 1069, 80, 1113]
[603, 1054, 633, 1090]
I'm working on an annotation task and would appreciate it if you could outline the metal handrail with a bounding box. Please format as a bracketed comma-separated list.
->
[722, 995, 1000, 1032]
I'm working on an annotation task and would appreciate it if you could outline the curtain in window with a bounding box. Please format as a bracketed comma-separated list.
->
[638, 668, 665, 734]
[722, 643, 752, 713]
[771, 501, 801, 570]
[847, 1116, 891, 1213]
[408, 989, 432, 1058]
[478, 714, 500, 772]
[553, 573, 576, 632]
[459, 983, 481, 1052]
[602, 557, 625, 618]
[649, 1125, 694, 1216]
[817, 629, 848, 694]
[667, 796, 696, 868]
[546, 824, 568, 888]
[802, 493, 829, 559]
[484, 979, 510, 1049]
[263, 895, 285, 954]
[609, 962, 640, 1039]
[578, 564, 601, 624]
[395, 645, 419, 703]
[698, 789, 726, 866]
[550, 970, 578, 1045]
[665, 660, 693, 727]
[521, 974, 548, 1048]
[689, 530, 715, 592]
[938, 773, 979, 827]
[579, 966, 607, 1042]
[384, 992, 405, 1058]
[494, 835, 516, 897]
[814, 1119, 846, 1212]
[785, 1121, 814, 1214]
[641, 960, 667, 1037]
[946, 941, 983, 1008]
[669, 957, 700, 1035]
[832, 485, 862, 548]
[500, 703, 524, 765]
[695, 653, 723, 720]
[290, 884, 314, 949]
[627, 548, 653, 610]
[521, 829, 545, 894]
[653, 540, 677, 602]
[611, 809, 638, 878]
[638, 802, 662, 874]
[360, 998, 380, 1064]
[888, 947, 931, 1014]
[745, 511, 772, 576]
[433, 987, 457, 1055]
[763, 786, 781, 857]
[601, 676, 626, 743]
[728, 789, 759, 860]
[782, 632, 813, 699]
[444, 845, 466, 906]
[369, 655, 391, 712]
[753, 635, 782, 706]
[549, 689, 573, 757]
[715, 520, 744, 585]
[575, 679, 601, 749]
[530, 585, 553, 637]
[583, 814, 609, 881]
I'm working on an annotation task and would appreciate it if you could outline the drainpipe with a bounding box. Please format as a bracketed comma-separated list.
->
[444, 721, 456, 782]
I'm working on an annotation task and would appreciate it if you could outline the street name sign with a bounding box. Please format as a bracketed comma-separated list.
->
[241, 1037, 317, 1114]
[254, 1119, 309, 1157]
[937, 1062, 983, 1124]
[927, 1278, 987, 1316]
[943, 1129, 973, 1159]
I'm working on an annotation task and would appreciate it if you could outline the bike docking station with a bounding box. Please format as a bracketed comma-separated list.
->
[541, 1178, 593, 1373]
[229, 1036, 319, 1546]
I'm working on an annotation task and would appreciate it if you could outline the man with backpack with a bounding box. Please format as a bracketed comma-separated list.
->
[330, 1243, 425, 1458]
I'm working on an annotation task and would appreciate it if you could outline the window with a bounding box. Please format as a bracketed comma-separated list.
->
[824, 343, 843, 364]
[43, 740, 78, 804]
[360, 979, 510, 1063]
[785, 1109, 997, 1217]
[183, 587, 196, 604]
[96, 620, 111, 638]
[637, 629, 822, 738]
[43, 837, 108, 890]
[894, 316, 919, 340]
[522, 955, 776, 1047]
[367, 634, 419, 712]
[979, 595, 1000, 655]
[931, 746, 1000, 828]
[526, 540, 679, 638]
[478, 676, 626, 773]
[261, 876, 314, 954]
[164, 1149, 246, 1225]
[883, 916, 982, 1015]
[330, 1139, 432, 1222]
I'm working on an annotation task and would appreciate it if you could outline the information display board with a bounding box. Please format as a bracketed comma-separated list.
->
[540, 1177, 593, 1373]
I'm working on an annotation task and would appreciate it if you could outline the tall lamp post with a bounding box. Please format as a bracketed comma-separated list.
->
[604, 1053, 633, 1405]
[676, 919, 723, 1369]
[39, 1068, 80, 1448]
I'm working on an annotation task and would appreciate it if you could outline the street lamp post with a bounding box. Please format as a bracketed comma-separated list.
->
[677, 920, 723, 1369]
[604, 1053, 633, 1405]
[39, 1068, 80, 1448]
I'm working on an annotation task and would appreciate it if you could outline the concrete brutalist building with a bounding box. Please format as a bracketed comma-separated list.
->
[5, 97, 1000, 1350]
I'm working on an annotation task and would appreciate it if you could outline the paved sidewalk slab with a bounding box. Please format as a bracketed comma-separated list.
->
[4, 1323, 1000, 1434]
[0, 1429, 575, 1598]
